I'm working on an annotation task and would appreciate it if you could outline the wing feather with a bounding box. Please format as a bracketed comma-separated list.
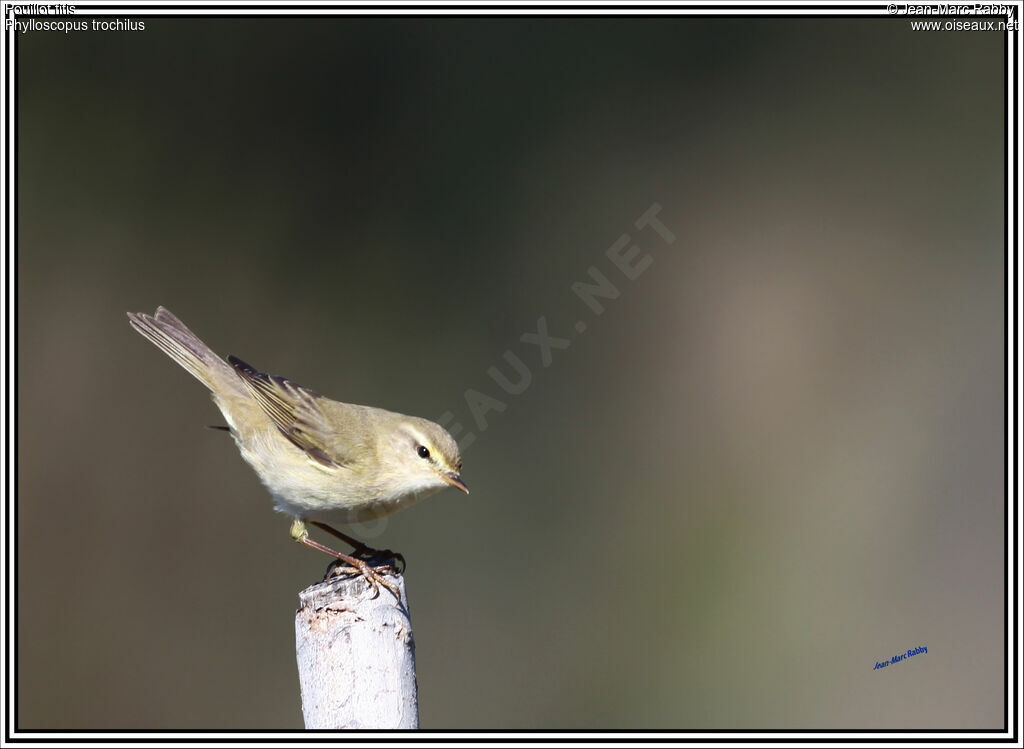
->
[227, 355, 346, 469]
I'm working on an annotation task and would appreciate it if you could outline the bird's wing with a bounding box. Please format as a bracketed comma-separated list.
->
[227, 355, 348, 469]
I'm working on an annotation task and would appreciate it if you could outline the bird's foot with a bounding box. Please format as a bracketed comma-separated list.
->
[350, 544, 406, 574]
[323, 556, 403, 601]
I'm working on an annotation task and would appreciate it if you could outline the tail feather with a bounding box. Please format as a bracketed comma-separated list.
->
[127, 307, 234, 391]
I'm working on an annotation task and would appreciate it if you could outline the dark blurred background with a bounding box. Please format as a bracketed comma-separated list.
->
[17, 16, 1004, 729]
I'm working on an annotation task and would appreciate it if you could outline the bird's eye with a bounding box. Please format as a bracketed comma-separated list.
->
[417, 445, 431, 459]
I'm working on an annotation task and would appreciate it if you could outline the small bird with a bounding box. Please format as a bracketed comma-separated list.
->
[127, 307, 468, 599]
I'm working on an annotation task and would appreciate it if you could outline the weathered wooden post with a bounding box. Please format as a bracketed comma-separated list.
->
[294, 569, 418, 729]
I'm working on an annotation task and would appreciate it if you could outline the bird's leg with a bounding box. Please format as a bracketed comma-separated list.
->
[309, 520, 405, 572]
[290, 519, 401, 602]
[309, 521, 373, 554]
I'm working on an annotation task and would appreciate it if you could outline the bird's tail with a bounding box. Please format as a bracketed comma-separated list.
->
[127, 307, 236, 392]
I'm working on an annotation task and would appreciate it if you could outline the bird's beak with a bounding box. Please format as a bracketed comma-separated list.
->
[438, 470, 470, 494]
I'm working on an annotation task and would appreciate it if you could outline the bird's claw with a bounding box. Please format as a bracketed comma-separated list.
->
[351, 546, 406, 574]
[323, 557, 403, 602]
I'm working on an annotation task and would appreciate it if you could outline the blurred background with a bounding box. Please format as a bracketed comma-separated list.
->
[17, 16, 1004, 729]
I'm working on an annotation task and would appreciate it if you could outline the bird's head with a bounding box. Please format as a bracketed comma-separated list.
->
[381, 416, 468, 498]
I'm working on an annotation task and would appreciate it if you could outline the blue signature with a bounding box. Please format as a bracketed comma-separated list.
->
[874, 646, 927, 670]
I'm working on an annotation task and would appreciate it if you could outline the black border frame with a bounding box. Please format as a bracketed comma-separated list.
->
[3, 3, 1017, 743]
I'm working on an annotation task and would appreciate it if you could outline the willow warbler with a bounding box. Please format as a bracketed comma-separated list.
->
[127, 307, 468, 599]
